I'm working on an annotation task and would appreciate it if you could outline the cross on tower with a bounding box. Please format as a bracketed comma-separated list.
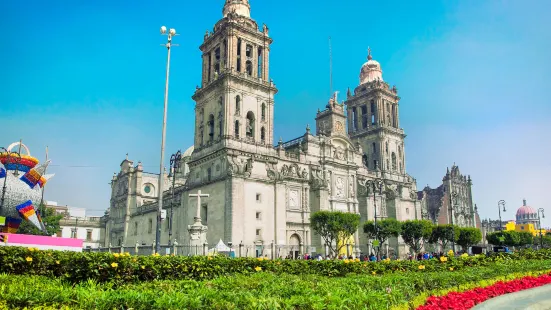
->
[189, 190, 209, 220]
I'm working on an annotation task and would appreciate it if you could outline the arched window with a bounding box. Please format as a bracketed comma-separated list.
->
[234, 120, 240, 138]
[372, 142, 376, 153]
[235, 95, 241, 115]
[246, 111, 255, 139]
[391, 152, 397, 171]
[362, 153, 368, 167]
[260, 127, 266, 143]
[399, 162, 403, 173]
[385, 142, 389, 154]
[246, 60, 253, 76]
[261, 102, 266, 121]
[208, 114, 215, 142]
[219, 96, 223, 107]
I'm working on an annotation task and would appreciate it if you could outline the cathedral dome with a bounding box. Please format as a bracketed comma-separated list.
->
[516, 199, 537, 220]
[183, 145, 194, 158]
[360, 48, 383, 85]
[223, 0, 251, 18]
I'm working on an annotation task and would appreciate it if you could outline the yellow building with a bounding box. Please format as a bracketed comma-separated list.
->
[504, 221, 545, 237]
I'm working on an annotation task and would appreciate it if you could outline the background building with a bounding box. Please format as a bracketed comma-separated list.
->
[45, 201, 104, 249]
[418, 165, 481, 228]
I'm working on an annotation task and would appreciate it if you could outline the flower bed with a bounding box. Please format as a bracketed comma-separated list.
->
[1, 263, 551, 310]
[1, 246, 551, 284]
[416, 273, 551, 310]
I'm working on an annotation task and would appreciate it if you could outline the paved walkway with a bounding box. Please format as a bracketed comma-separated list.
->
[473, 284, 551, 310]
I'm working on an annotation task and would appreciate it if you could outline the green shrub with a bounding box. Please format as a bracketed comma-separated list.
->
[0, 261, 550, 310]
[1, 246, 551, 284]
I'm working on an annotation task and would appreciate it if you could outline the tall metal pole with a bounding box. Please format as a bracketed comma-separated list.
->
[538, 208, 545, 248]
[39, 146, 49, 230]
[367, 178, 383, 260]
[168, 150, 181, 246]
[156, 26, 177, 254]
[497, 200, 506, 232]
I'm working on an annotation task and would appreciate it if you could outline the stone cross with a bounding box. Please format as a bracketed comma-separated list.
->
[189, 190, 209, 220]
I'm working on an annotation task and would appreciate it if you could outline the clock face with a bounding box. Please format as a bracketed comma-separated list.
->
[335, 121, 344, 133]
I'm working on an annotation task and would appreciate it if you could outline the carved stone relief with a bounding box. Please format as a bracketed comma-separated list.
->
[334, 147, 346, 161]
[335, 176, 345, 198]
[289, 189, 299, 209]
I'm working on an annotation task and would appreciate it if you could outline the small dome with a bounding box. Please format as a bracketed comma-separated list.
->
[183, 145, 194, 158]
[360, 47, 383, 85]
[516, 205, 536, 217]
[516, 200, 536, 217]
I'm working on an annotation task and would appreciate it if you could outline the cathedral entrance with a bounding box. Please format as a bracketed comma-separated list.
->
[289, 234, 301, 259]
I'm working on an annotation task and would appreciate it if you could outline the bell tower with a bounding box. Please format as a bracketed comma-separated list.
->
[192, 0, 277, 152]
[344, 49, 406, 174]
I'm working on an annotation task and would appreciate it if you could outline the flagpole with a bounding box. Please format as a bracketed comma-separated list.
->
[39, 146, 48, 234]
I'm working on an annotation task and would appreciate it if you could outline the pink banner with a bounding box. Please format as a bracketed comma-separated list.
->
[0, 233, 83, 247]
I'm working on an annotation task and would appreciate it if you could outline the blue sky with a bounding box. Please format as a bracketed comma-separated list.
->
[1, 0, 550, 227]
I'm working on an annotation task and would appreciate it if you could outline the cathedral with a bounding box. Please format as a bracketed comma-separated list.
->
[103, 0, 479, 258]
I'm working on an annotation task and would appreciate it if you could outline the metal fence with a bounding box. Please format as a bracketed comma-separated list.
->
[84, 243, 324, 259]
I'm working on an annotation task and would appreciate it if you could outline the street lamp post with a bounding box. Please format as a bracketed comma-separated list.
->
[168, 150, 182, 246]
[498, 200, 506, 231]
[155, 26, 178, 254]
[366, 178, 384, 260]
[537, 208, 545, 248]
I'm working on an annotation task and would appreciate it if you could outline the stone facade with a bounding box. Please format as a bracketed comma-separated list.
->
[418, 165, 481, 229]
[102, 0, 442, 258]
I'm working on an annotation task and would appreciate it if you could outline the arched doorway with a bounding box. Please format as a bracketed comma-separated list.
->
[289, 234, 301, 259]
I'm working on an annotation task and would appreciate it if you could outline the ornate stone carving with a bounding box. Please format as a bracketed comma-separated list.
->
[334, 147, 346, 160]
[409, 188, 417, 200]
[289, 190, 299, 209]
[309, 168, 325, 189]
[349, 176, 355, 197]
[227, 156, 254, 177]
[335, 176, 345, 198]
[266, 163, 282, 181]
[280, 163, 307, 180]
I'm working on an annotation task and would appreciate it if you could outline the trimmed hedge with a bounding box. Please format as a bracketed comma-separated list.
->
[1, 246, 551, 284]
[1, 263, 550, 309]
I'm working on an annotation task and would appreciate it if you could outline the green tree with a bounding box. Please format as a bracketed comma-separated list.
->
[457, 227, 482, 251]
[429, 224, 460, 251]
[518, 232, 534, 247]
[311, 211, 360, 256]
[363, 218, 402, 258]
[18, 207, 62, 236]
[400, 220, 434, 255]
[487, 231, 521, 247]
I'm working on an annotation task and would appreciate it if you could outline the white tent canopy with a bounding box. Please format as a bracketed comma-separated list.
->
[209, 239, 231, 253]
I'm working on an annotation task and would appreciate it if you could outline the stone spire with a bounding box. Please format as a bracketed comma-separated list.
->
[223, 0, 251, 18]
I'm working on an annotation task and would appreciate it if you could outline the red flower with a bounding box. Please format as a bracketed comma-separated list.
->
[416, 273, 551, 310]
